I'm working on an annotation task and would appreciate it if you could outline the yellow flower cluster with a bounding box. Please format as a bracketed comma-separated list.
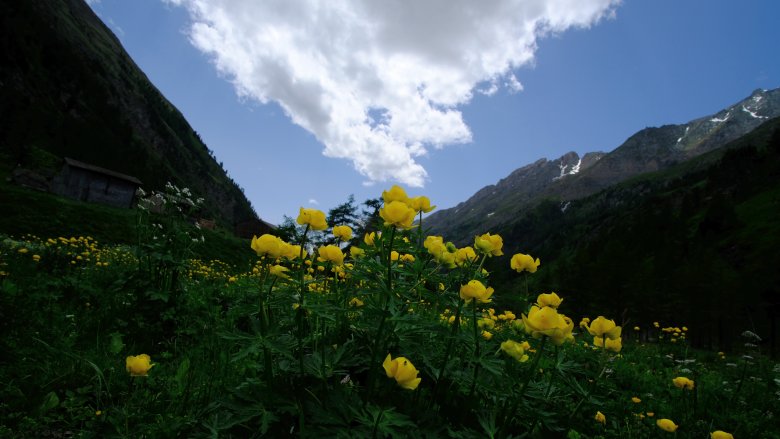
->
[378, 186, 436, 229]
[500, 339, 530, 363]
[584, 316, 623, 353]
[521, 293, 574, 346]
[251, 234, 306, 260]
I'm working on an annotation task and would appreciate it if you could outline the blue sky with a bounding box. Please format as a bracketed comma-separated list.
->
[86, 0, 780, 225]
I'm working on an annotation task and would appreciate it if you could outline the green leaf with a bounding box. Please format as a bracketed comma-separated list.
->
[39, 391, 59, 413]
[108, 332, 125, 354]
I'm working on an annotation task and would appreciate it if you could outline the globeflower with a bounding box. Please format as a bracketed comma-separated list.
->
[126, 354, 154, 377]
[364, 232, 377, 246]
[409, 196, 435, 213]
[500, 340, 529, 363]
[332, 225, 352, 241]
[382, 185, 410, 205]
[510, 253, 540, 273]
[380, 201, 416, 229]
[349, 247, 365, 258]
[593, 336, 622, 353]
[521, 306, 574, 345]
[317, 245, 345, 266]
[269, 265, 290, 278]
[710, 431, 734, 439]
[455, 246, 477, 266]
[297, 207, 328, 230]
[251, 234, 285, 259]
[656, 419, 678, 432]
[383, 354, 421, 390]
[672, 376, 695, 390]
[595, 411, 606, 425]
[536, 292, 563, 309]
[474, 233, 504, 256]
[586, 316, 622, 340]
[459, 280, 494, 303]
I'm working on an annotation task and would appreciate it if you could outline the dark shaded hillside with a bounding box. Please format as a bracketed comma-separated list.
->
[0, 0, 259, 228]
[483, 117, 780, 354]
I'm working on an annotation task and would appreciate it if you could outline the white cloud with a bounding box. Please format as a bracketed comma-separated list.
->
[308, 199, 319, 205]
[167, 0, 620, 186]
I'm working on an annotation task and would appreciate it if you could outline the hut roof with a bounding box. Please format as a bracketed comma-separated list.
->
[64, 157, 143, 186]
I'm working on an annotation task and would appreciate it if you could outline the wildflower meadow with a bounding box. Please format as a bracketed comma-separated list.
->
[0, 184, 777, 438]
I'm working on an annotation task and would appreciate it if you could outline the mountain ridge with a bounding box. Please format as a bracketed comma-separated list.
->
[424, 87, 780, 243]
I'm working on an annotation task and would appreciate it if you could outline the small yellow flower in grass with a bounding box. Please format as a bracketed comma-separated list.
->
[536, 292, 562, 309]
[474, 233, 504, 256]
[409, 196, 435, 213]
[710, 431, 734, 439]
[380, 201, 417, 229]
[633, 326, 640, 331]
[32, 254, 41, 262]
[383, 354, 421, 390]
[317, 245, 345, 266]
[510, 253, 540, 273]
[18, 248, 29, 254]
[332, 225, 352, 241]
[349, 297, 364, 307]
[595, 411, 606, 425]
[297, 207, 328, 230]
[349, 247, 365, 258]
[672, 376, 695, 390]
[382, 185, 410, 205]
[593, 336, 622, 353]
[656, 419, 678, 432]
[653, 321, 660, 328]
[481, 330, 493, 340]
[400, 253, 415, 263]
[269, 265, 290, 278]
[95, 410, 102, 416]
[459, 280, 494, 303]
[228, 276, 237, 283]
[631, 396, 641, 403]
[522, 306, 574, 345]
[646, 412, 654, 417]
[586, 316, 622, 340]
[126, 354, 154, 377]
[500, 340, 529, 363]
[390, 250, 400, 261]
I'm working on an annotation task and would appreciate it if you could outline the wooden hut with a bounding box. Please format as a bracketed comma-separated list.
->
[50, 158, 142, 209]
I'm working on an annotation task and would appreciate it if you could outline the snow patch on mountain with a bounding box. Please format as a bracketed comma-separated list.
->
[742, 105, 767, 119]
[710, 111, 731, 123]
[553, 157, 582, 181]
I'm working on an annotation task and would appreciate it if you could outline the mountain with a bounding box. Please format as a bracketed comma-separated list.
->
[424, 88, 780, 245]
[482, 116, 780, 351]
[0, 0, 262, 230]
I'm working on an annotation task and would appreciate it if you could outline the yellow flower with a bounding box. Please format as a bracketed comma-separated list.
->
[500, 340, 529, 363]
[364, 232, 377, 246]
[95, 410, 102, 416]
[595, 411, 606, 425]
[593, 336, 622, 353]
[656, 419, 678, 432]
[424, 236, 445, 255]
[126, 354, 154, 377]
[349, 297, 364, 307]
[459, 280, 494, 303]
[631, 396, 641, 403]
[579, 317, 590, 329]
[390, 250, 400, 261]
[409, 196, 435, 213]
[633, 326, 640, 331]
[269, 265, 290, 278]
[586, 316, 622, 340]
[251, 234, 285, 258]
[228, 276, 237, 283]
[646, 412, 654, 417]
[282, 243, 306, 260]
[332, 225, 353, 241]
[297, 207, 328, 230]
[536, 292, 563, 309]
[17, 248, 29, 254]
[481, 330, 493, 340]
[474, 233, 504, 256]
[32, 254, 41, 262]
[383, 354, 421, 390]
[454, 246, 478, 266]
[653, 321, 660, 328]
[522, 306, 574, 345]
[672, 376, 695, 390]
[382, 185, 410, 205]
[510, 253, 540, 273]
[400, 253, 415, 263]
[317, 245, 345, 266]
[380, 201, 416, 229]
[710, 431, 734, 439]
[349, 247, 365, 258]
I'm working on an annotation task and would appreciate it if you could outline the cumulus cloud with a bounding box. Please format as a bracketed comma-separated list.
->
[167, 0, 620, 186]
